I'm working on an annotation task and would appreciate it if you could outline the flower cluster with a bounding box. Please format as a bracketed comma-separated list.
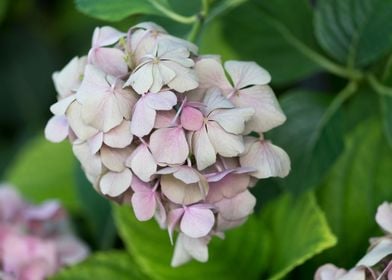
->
[0, 185, 89, 280]
[45, 22, 290, 266]
[315, 202, 392, 280]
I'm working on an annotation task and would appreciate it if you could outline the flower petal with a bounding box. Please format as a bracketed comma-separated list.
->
[126, 63, 153, 94]
[230, 85, 286, 133]
[145, 91, 177, 110]
[376, 202, 392, 234]
[50, 95, 76, 116]
[195, 57, 231, 91]
[215, 190, 256, 221]
[206, 173, 250, 203]
[104, 120, 133, 148]
[193, 126, 216, 170]
[180, 106, 204, 131]
[209, 107, 254, 134]
[224, 61, 271, 89]
[160, 175, 204, 205]
[314, 264, 348, 280]
[44, 115, 69, 143]
[131, 97, 157, 137]
[180, 206, 214, 238]
[240, 138, 290, 179]
[100, 146, 132, 172]
[207, 121, 244, 157]
[87, 132, 103, 154]
[89, 47, 128, 77]
[66, 102, 99, 141]
[173, 166, 200, 184]
[131, 191, 156, 221]
[100, 169, 132, 197]
[126, 143, 157, 182]
[92, 26, 125, 47]
[149, 127, 189, 165]
[203, 88, 234, 115]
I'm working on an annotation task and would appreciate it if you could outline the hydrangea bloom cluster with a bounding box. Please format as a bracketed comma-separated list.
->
[0, 185, 89, 280]
[315, 202, 392, 280]
[45, 22, 290, 266]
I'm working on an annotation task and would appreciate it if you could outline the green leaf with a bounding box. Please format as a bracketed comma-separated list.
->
[260, 193, 336, 280]
[52, 251, 147, 280]
[267, 90, 345, 194]
[315, 119, 392, 267]
[381, 95, 392, 146]
[75, 166, 116, 249]
[5, 136, 79, 212]
[315, 0, 392, 67]
[75, 0, 164, 21]
[200, 1, 320, 86]
[114, 205, 267, 280]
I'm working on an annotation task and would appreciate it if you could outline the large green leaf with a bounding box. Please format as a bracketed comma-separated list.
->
[267, 90, 345, 194]
[381, 95, 392, 146]
[5, 136, 79, 212]
[75, 0, 165, 21]
[200, 0, 320, 86]
[114, 191, 335, 280]
[315, 119, 392, 267]
[52, 251, 147, 280]
[315, 0, 392, 67]
[260, 193, 336, 280]
[114, 205, 267, 280]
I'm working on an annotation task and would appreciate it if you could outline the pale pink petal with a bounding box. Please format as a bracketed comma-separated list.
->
[55, 236, 89, 265]
[216, 190, 256, 221]
[181, 234, 209, 263]
[240, 138, 290, 178]
[131, 97, 156, 137]
[314, 264, 348, 280]
[171, 233, 192, 267]
[76, 64, 109, 103]
[168, 208, 185, 244]
[131, 192, 157, 221]
[130, 176, 152, 193]
[100, 146, 132, 172]
[100, 169, 132, 197]
[104, 120, 133, 148]
[50, 95, 76, 115]
[126, 143, 157, 182]
[154, 110, 177, 128]
[87, 132, 103, 154]
[165, 61, 199, 93]
[195, 58, 231, 91]
[230, 85, 286, 133]
[113, 81, 137, 120]
[209, 107, 254, 134]
[155, 198, 167, 229]
[180, 206, 214, 238]
[160, 175, 204, 205]
[193, 126, 216, 170]
[72, 142, 102, 178]
[224, 61, 271, 89]
[216, 215, 247, 231]
[150, 127, 189, 165]
[206, 173, 250, 203]
[145, 91, 177, 110]
[0, 186, 25, 221]
[24, 200, 61, 221]
[207, 121, 244, 157]
[89, 47, 128, 77]
[92, 26, 125, 47]
[180, 106, 204, 131]
[376, 202, 392, 234]
[44, 115, 69, 143]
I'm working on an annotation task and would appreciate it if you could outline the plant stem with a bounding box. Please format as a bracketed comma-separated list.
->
[187, 0, 210, 43]
[149, 0, 197, 24]
[368, 74, 392, 97]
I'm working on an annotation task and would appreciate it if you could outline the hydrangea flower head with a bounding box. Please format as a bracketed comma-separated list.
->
[0, 185, 89, 280]
[45, 22, 290, 266]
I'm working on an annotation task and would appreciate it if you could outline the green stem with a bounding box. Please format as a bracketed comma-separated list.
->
[259, 10, 363, 80]
[368, 74, 392, 97]
[149, 0, 197, 24]
[187, 0, 210, 43]
[320, 81, 358, 129]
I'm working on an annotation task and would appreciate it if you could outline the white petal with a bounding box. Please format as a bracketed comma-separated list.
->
[173, 166, 200, 184]
[357, 238, 392, 267]
[314, 264, 348, 280]
[240, 139, 290, 178]
[181, 234, 209, 263]
[209, 107, 254, 134]
[165, 61, 199, 93]
[131, 97, 156, 137]
[92, 26, 125, 47]
[202, 88, 233, 115]
[87, 132, 103, 154]
[44, 115, 69, 143]
[100, 169, 132, 197]
[224, 61, 271, 89]
[215, 190, 256, 221]
[100, 146, 132, 172]
[145, 91, 177, 110]
[171, 233, 192, 267]
[207, 121, 244, 157]
[72, 142, 102, 178]
[126, 144, 157, 182]
[103, 120, 133, 148]
[161, 175, 204, 205]
[230, 85, 286, 133]
[195, 58, 231, 91]
[126, 63, 153, 94]
[50, 95, 76, 115]
[193, 126, 216, 170]
[376, 202, 392, 233]
[89, 47, 128, 77]
[66, 102, 99, 140]
[180, 206, 214, 238]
